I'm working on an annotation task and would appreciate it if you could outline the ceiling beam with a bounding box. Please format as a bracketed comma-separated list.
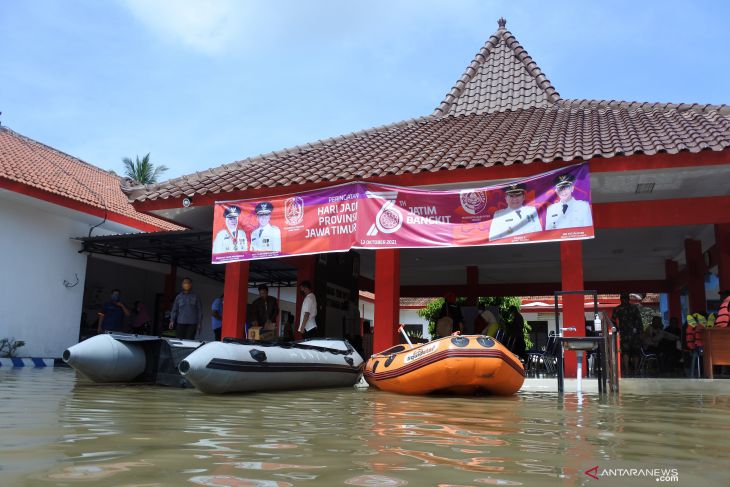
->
[400, 280, 668, 297]
[593, 195, 730, 228]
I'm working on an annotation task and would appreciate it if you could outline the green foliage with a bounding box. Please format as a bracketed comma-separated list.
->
[122, 153, 168, 185]
[417, 297, 446, 336]
[638, 304, 659, 330]
[417, 296, 532, 348]
[406, 328, 423, 339]
[0, 338, 26, 358]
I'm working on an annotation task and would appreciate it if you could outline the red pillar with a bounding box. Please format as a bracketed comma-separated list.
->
[684, 239, 706, 313]
[295, 255, 317, 338]
[665, 260, 682, 323]
[222, 261, 249, 339]
[374, 249, 400, 353]
[716, 224, 730, 292]
[466, 266, 479, 306]
[560, 241, 585, 377]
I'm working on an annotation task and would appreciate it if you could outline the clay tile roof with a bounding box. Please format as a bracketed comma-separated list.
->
[127, 19, 730, 203]
[0, 127, 183, 231]
[433, 17, 561, 117]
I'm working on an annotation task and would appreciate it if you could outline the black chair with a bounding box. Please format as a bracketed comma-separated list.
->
[494, 328, 505, 343]
[639, 345, 659, 376]
[526, 334, 557, 375]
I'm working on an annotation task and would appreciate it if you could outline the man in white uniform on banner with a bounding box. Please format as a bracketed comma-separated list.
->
[250, 202, 282, 252]
[489, 183, 542, 241]
[213, 205, 248, 253]
[545, 173, 593, 230]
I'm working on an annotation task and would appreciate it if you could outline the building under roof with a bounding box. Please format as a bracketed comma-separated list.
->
[118, 19, 730, 369]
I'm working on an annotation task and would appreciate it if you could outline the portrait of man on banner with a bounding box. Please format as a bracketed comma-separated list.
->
[489, 183, 542, 241]
[545, 173, 593, 230]
[212, 205, 248, 254]
[250, 201, 282, 252]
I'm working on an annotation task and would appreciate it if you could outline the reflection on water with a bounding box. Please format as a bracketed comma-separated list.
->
[1, 368, 730, 486]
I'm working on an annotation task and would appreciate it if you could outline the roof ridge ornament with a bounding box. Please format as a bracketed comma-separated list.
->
[498, 17, 506, 29]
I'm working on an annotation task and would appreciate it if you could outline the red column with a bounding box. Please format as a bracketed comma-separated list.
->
[560, 241, 585, 377]
[295, 255, 317, 338]
[684, 239, 706, 313]
[665, 260, 682, 323]
[466, 266, 479, 306]
[715, 224, 730, 292]
[222, 261, 249, 339]
[374, 249, 400, 353]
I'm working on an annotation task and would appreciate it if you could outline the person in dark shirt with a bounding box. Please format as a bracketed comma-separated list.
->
[97, 289, 130, 333]
[612, 293, 643, 375]
[506, 305, 527, 361]
[250, 284, 279, 340]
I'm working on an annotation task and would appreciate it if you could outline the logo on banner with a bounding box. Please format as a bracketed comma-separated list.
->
[284, 196, 304, 226]
[365, 191, 403, 236]
[459, 189, 487, 215]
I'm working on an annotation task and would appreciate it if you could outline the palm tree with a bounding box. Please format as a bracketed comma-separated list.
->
[122, 153, 168, 184]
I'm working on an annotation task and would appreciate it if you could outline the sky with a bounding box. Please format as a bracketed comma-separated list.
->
[1, 0, 729, 180]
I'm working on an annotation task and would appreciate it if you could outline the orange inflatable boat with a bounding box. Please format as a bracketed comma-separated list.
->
[364, 335, 524, 395]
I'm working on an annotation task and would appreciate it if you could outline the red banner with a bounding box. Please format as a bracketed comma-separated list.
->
[212, 163, 593, 263]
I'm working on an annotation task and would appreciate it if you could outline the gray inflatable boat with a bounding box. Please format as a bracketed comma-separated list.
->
[63, 333, 201, 387]
[179, 338, 364, 393]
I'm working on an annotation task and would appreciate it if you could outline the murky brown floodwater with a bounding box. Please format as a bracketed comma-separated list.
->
[1, 368, 729, 487]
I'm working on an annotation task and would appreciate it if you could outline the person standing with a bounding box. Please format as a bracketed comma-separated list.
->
[211, 294, 223, 341]
[169, 278, 203, 340]
[545, 173, 593, 230]
[97, 289, 130, 333]
[251, 284, 279, 340]
[297, 281, 318, 339]
[506, 305, 527, 361]
[489, 183, 542, 241]
[612, 293, 643, 375]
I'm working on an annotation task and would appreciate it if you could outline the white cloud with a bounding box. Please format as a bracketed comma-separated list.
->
[121, 0, 246, 54]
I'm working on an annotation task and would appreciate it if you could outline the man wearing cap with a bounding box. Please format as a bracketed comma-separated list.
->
[488, 183, 542, 241]
[546, 173, 593, 230]
[250, 202, 282, 252]
[213, 205, 248, 254]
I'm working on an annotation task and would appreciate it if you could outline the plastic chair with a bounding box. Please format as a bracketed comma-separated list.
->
[689, 348, 703, 378]
[526, 334, 556, 375]
[494, 328, 505, 343]
[639, 345, 658, 376]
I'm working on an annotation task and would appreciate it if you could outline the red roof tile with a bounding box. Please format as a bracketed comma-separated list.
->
[0, 127, 183, 231]
[125, 19, 730, 203]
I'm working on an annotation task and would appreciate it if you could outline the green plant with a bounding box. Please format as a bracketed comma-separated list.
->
[417, 296, 531, 347]
[406, 328, 423, 339]
[122, 153, 168, 184]
[0, 338, 26, 358]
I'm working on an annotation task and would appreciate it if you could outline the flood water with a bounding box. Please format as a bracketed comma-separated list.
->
[1, 368, 729, 487]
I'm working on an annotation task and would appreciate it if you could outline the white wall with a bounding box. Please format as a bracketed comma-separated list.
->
[357, 300, 431, 340]
[0, 191, 139, 358]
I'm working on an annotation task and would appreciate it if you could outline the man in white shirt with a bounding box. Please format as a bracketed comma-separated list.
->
[545, 173, 593, 230]
[213, 205, 248, 254]
[250, 201, 282, 252]
[298, 280, 318, 338]
[489, 183, 542, 241]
